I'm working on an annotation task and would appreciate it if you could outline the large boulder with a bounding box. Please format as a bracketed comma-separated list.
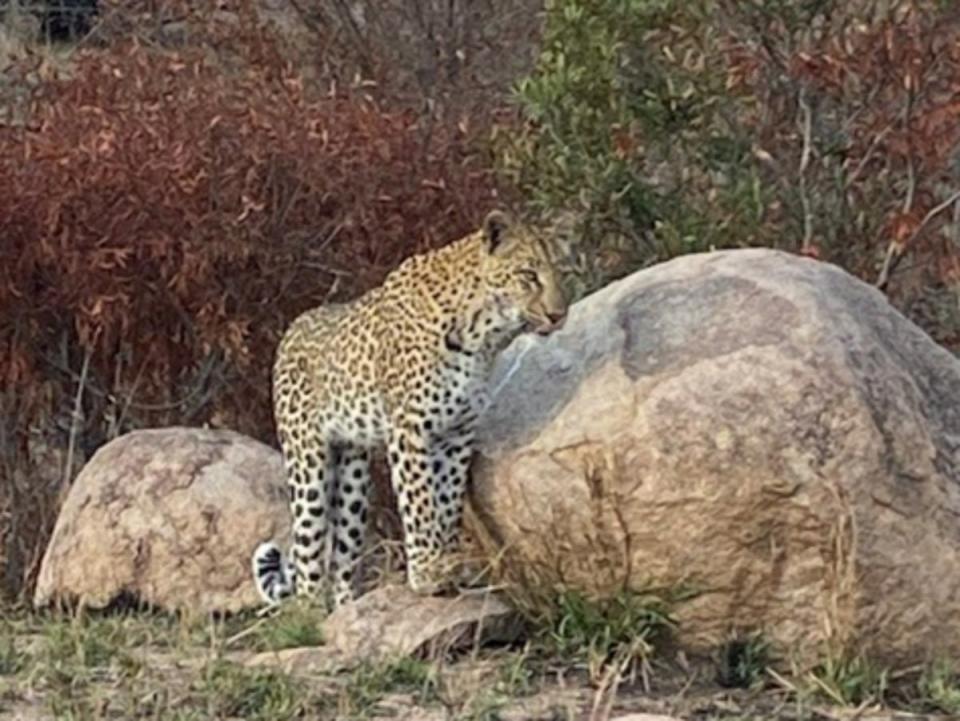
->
[34, 427, 289, 613]
[470, 248, 960, 667]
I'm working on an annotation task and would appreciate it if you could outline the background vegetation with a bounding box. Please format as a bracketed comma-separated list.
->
[2, 0, 959, 607]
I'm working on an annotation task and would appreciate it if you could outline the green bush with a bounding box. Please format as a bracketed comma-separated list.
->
[498, 0, 960, 359]
[495, 0, 736, 297]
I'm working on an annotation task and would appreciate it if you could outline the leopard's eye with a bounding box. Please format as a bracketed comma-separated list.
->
[518, 269, 540, 286]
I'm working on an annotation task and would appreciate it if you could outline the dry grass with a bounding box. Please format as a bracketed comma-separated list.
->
[1, 596, 955, 721]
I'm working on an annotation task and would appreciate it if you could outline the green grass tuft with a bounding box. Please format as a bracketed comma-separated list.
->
[918, 659, 960, 714]
[253, 600, 325, 651]
[807, 653, 888, 707]
[0, 623, 24, 676]
[537, 589, 676, 665]
[343, 656, 438, 716]
[717, 632, 770, 689]
[197, 659, 322, 721]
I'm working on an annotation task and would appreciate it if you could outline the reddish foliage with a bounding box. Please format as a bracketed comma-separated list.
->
[722, 1, 960, 344]
[0, 41, 499, 597]
[791, 10, 960, 204]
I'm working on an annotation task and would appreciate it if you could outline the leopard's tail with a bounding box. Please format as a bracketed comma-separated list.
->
[252, 541, 296, 604]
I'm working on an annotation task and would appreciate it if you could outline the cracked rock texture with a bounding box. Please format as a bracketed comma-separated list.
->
[34, 427, 289, 613]
[470, 248, 960, 667]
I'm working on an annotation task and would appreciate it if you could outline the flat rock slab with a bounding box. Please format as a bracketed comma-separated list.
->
[248, 585, 519, 670]
[325, 585, 518, 661]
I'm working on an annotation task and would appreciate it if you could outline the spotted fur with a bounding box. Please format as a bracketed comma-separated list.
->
[253, 211, 568, 606]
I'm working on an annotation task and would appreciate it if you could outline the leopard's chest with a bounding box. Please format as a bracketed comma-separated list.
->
[420, 352, 492, 437]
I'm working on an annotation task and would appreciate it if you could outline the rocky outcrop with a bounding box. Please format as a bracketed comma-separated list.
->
[34, 427, 289, 613]
[470, 248, 960, 667]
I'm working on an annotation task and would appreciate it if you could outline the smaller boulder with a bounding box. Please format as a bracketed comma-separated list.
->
[34, 427, 290, 613]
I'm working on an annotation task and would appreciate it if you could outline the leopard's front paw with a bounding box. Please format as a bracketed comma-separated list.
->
[407, 555, 453, 596]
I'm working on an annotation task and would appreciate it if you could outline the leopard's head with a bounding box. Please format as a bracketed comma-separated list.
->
[479, 210, 568, 337]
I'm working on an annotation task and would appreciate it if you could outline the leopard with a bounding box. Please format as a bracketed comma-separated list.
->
[252, 210, 568, 607]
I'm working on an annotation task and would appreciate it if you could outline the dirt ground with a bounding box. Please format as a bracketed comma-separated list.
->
[0, 601, 954, 721]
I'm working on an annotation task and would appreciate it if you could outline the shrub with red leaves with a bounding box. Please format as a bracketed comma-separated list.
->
[0, 41, 498, 598]
[720, 0, 960, 346]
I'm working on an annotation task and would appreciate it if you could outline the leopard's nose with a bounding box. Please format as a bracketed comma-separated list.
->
[537, 309, 566, 335]
[547, 310, 567, 328]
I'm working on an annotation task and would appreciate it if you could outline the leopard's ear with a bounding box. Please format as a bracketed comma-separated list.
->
[483, 210, 512, 255]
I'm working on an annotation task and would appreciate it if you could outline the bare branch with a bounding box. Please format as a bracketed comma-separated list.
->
[61, 346, 92, 492]
[844, 123, 893, 190]
[902, 84, 916, 213]
[876, 189, 960, 290]
[907, 190, 960, 250]
[797, 86, 815, 253]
